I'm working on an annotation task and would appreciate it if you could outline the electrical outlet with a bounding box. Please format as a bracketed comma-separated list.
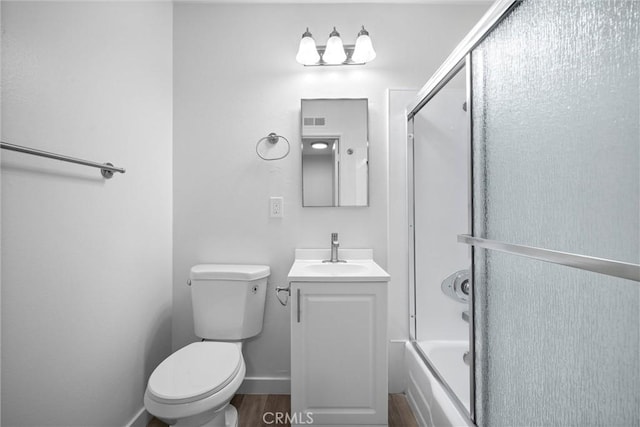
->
[270, 197, 283, 218]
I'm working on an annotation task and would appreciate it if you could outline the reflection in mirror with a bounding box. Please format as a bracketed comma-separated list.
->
[302, 138, 338, 206]
[301, 99, 368, 207]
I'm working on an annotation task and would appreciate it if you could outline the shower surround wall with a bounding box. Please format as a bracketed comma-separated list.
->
[1, 2, 173, 426]
[173, 2, 488, 393]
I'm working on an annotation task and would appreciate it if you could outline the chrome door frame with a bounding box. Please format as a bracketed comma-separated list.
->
[406, 1, 520, 425]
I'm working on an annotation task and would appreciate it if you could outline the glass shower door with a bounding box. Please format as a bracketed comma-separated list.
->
[468, 0, 640, 425]
[409, 67, 472, 416]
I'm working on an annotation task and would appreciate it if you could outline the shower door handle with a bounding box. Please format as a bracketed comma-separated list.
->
[457, 234, 640, 282]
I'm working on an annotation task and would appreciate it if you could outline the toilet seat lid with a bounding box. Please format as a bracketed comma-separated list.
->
[147, 342, 242, 404]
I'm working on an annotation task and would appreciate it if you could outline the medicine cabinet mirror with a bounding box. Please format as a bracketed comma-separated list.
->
[301, 98, 369, 207]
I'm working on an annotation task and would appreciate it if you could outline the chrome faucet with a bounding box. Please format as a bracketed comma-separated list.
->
[323, 232, 346, 263]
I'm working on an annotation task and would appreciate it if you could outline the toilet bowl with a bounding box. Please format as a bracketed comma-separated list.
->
[145, 342, 245, 427]
[144, 264, 270, 427]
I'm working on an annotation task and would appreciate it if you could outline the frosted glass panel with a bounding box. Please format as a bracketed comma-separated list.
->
[474, 250, 640, 426]
[471, 0, 640, 425]
[472, 0, 640, 264]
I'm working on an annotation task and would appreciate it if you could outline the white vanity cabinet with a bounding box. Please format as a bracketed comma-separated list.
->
[287, 249, 390, 427]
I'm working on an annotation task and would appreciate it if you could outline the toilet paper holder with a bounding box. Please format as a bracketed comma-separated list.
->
[275, 283, 291, 306]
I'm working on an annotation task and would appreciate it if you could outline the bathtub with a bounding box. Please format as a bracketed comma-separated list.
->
[405, 341, 472, 427]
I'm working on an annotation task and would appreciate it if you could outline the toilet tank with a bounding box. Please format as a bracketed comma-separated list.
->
[189, 264, 270, 340]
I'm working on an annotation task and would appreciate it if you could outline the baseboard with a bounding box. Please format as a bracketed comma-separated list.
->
[124, 407, 151, 427]
[237, 376, 291, 394]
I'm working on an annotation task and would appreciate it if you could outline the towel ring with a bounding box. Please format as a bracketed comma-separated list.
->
[256, 133, 290, 161]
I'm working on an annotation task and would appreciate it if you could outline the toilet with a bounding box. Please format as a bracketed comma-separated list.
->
[144, 264, 270, 427]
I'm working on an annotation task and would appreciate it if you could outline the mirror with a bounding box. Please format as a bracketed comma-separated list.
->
[301, 99, 369, 207]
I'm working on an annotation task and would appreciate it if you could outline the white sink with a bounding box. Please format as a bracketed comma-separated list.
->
[287, 249, 390, 282]
[303, 263, 369, 275]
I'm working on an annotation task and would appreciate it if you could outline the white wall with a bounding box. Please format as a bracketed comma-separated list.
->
[1, 2, 173, 426]
[173, 2, 488, 393]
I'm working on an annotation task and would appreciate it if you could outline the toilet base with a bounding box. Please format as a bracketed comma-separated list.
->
[201, 405, 238, 427]
[226, 405, 238, 427]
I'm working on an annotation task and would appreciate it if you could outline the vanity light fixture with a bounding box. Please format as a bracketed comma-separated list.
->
[322, 27, 347, 65]
[295, 28, 321, 66]
[311, 141, 329, 150]
[352, 26, 376, 63]
[296, 26, 376, 66]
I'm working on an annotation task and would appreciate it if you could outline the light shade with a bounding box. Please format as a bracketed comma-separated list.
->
[296, 28, 320, 65]
[322, 27, 347, 65]
[311, 141, 329, 150]
[352, 26, 376, 63]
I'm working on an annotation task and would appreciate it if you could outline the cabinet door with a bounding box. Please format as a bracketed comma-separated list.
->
[291, 282, 387, 426]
